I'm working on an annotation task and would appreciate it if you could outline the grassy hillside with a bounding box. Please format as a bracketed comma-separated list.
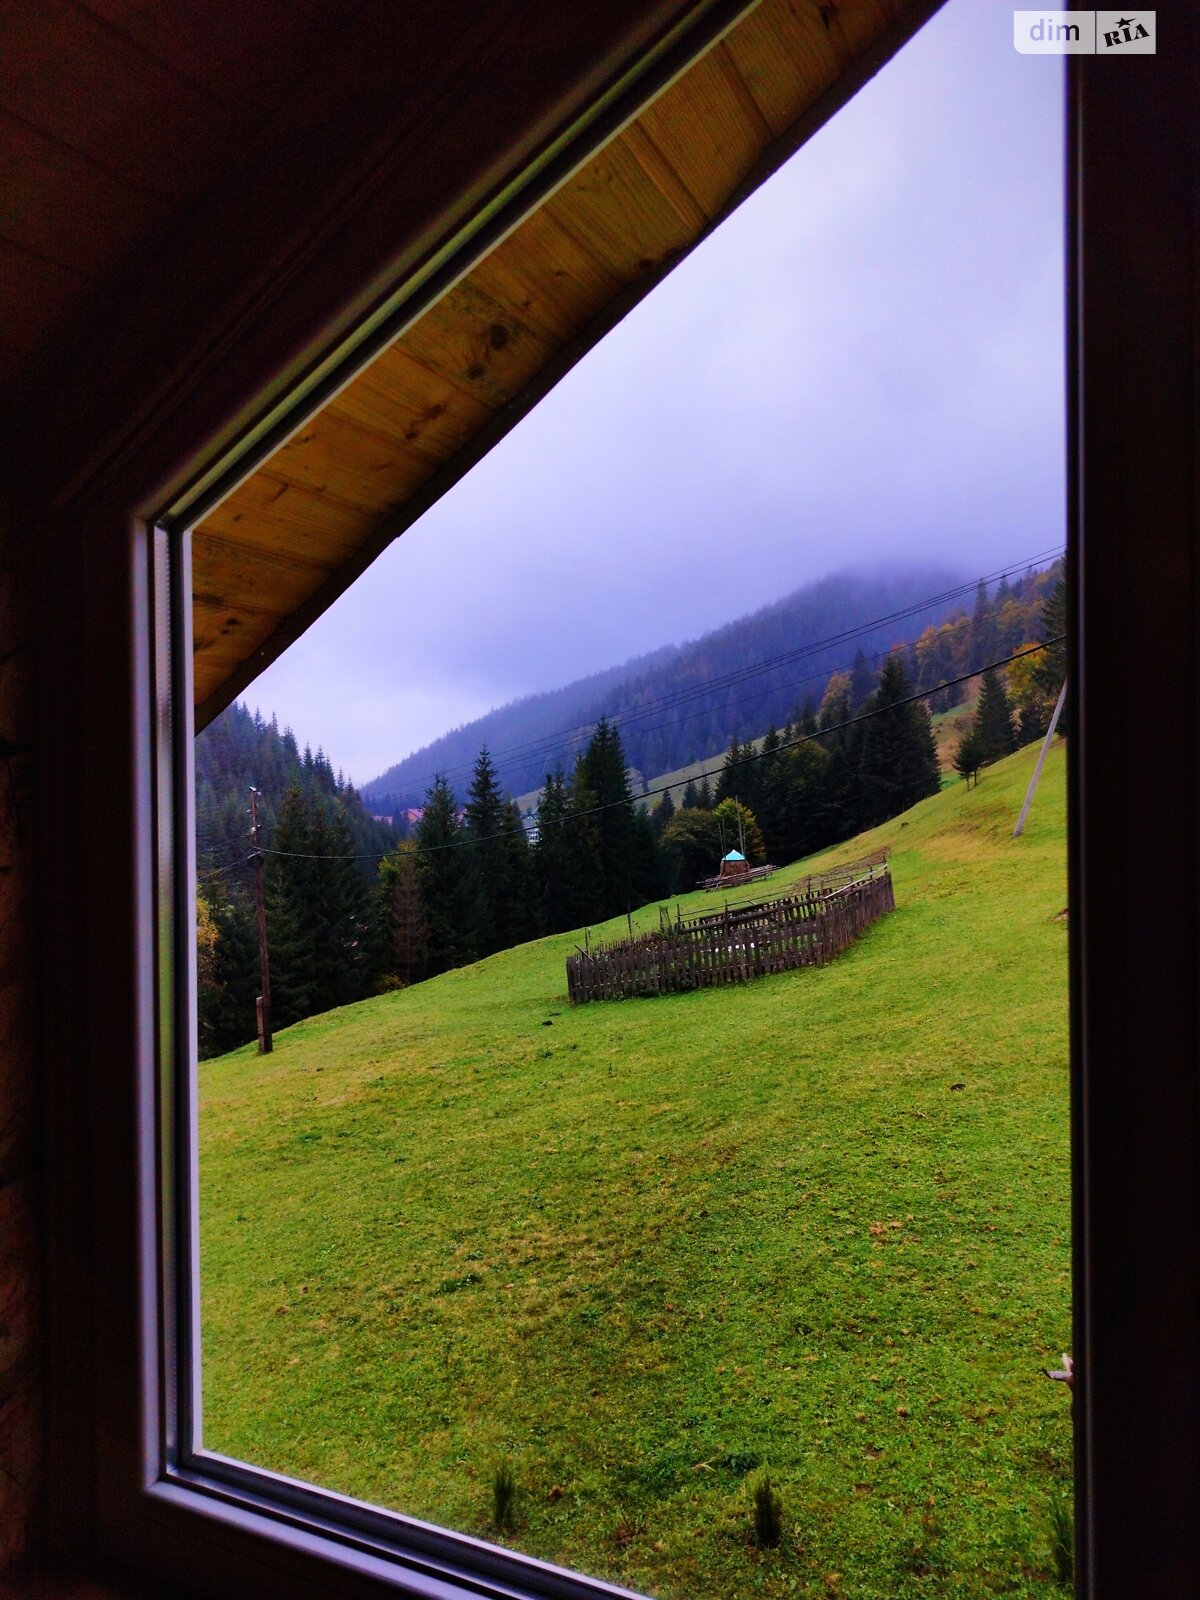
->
[200, 741, 1070, 1599]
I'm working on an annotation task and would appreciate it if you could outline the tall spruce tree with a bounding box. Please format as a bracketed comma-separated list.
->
[974, 669, 1017, 764]
[565, 757, 604, 924]
[773, 740, 829, 864]
[264, 783, 321, 1027]
[375, 841, 428, 987]
[415, 775, 477, 974]
[650, 786, 676, 835]
[464, 748, 508, 956]
[972, 578, 996, 663]
[857, 655, 940, 826]
[577, 717, 656, 919]
[496, 801, 538, 947]
[534, 769, 584, 933]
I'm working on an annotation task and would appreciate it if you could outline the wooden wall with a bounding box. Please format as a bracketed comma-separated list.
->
[0, 508, 40, 1569]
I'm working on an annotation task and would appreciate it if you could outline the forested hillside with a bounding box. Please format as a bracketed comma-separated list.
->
[194, 560, 1064, 1058]
[362, 562, 1053, 811]
[196, 701, 394, 878]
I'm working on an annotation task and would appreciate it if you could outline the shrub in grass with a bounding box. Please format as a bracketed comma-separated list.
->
[1049, 1494, 1073, 1587]
[492, 1460, 517, 1533]
[749, 1471, 783, 1549]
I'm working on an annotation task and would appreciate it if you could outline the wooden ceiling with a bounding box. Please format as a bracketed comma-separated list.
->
[192, 0, 936, 722]
[0, 0, 936, 722]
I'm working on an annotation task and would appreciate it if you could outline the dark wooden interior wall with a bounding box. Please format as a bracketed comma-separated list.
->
[3, 7, 1200, 1597]
[0, 507, 39, 1569]
[1070, 21, 1200, 1593]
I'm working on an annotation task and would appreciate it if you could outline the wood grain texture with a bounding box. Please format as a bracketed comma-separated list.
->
[723, 0, 849, 135]
[0, 115, 166, 272]
[0, 514, 40, 1571]
[0, 0, 236, 196]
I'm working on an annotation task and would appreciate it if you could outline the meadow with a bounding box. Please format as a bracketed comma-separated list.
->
[200, 741, 1071, 1598]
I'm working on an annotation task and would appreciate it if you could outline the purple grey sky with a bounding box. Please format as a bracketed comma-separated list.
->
[245, 0, 1065, 786]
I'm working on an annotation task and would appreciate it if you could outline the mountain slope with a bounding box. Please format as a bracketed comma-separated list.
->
[362, 566, 972, 808]
[201, 740, 1070, 1599]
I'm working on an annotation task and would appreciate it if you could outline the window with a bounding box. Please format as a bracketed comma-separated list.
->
[39, 10, 1200, 1600]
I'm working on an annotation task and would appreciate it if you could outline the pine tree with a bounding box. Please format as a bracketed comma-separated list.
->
[972, 578, 996, 663]
[308, 798, 371, 1012]
[696, 772, 714, 810]
[197, 880, 259, 1057]
[376, 841, 429, 987]
[496, 801, 538, 947]
[773, 740, 829, 864]
[953, 727, 984, 788]
[755, 726, 787, 857]
[415, 775, 476, 974]
[975, 669, 1017, 764]
[464, 748, 508, 955]
[650, 786, 676, 835]
[857, 655, 941, 826]
[680, 779, 698, 810]
[264, 783, 321, 1027]
[565, 757, 604, 925]
[715, 735, 744, 806]
[534, 769, 584, 933]
[577, 718, 657, 919]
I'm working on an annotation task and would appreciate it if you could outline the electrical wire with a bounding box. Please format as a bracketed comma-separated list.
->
[228, 638, 1063, 863]
[366, 549, 1064, 796]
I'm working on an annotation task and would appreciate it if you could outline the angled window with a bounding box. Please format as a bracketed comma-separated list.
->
[138, 3, 1082, 1597]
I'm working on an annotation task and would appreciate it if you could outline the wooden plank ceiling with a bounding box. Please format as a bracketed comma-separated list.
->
[0, 0, 361, 382]
[192, 0, 924, 719]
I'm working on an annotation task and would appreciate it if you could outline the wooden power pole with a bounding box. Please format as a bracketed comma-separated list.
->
[249, 786, 273, 1053]
[1013, 678, 1068, 840]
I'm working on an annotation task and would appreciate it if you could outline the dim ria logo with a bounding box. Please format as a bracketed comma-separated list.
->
[1014, 11, 1156, 53]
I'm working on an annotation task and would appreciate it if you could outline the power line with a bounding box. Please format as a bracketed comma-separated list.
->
[228, 638, 1063, 863]
[366, 548, 1064, 797]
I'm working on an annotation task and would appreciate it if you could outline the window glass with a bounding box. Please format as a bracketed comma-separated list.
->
[192, 4, 1071, 1593]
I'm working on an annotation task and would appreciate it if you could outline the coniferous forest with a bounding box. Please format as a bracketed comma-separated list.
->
[196, 562, 1065, 1056]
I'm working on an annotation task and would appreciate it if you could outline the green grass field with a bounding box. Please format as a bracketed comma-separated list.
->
[200, 741, 1071, 1599]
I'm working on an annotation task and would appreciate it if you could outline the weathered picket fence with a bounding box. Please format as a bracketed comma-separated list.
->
[565, 855, 894, 1004]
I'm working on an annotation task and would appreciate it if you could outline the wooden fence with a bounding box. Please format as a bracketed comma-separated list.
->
[565, 859, 894, 1004]
[678, 849, 889, 930]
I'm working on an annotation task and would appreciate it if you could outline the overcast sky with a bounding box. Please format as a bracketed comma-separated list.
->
[244, 0, 1065, 786]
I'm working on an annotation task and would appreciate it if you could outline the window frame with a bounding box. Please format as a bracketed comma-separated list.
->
[37, 16, 1200, 1600]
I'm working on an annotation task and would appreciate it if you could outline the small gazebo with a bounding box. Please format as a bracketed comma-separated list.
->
[718, 848, 750, 884]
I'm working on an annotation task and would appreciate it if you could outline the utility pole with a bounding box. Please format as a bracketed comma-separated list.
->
[249, 786, 273, 1053]
[1013, 678, 1068, 840]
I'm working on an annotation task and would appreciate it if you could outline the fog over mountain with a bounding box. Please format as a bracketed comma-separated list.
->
[362, 563, 990, 808]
